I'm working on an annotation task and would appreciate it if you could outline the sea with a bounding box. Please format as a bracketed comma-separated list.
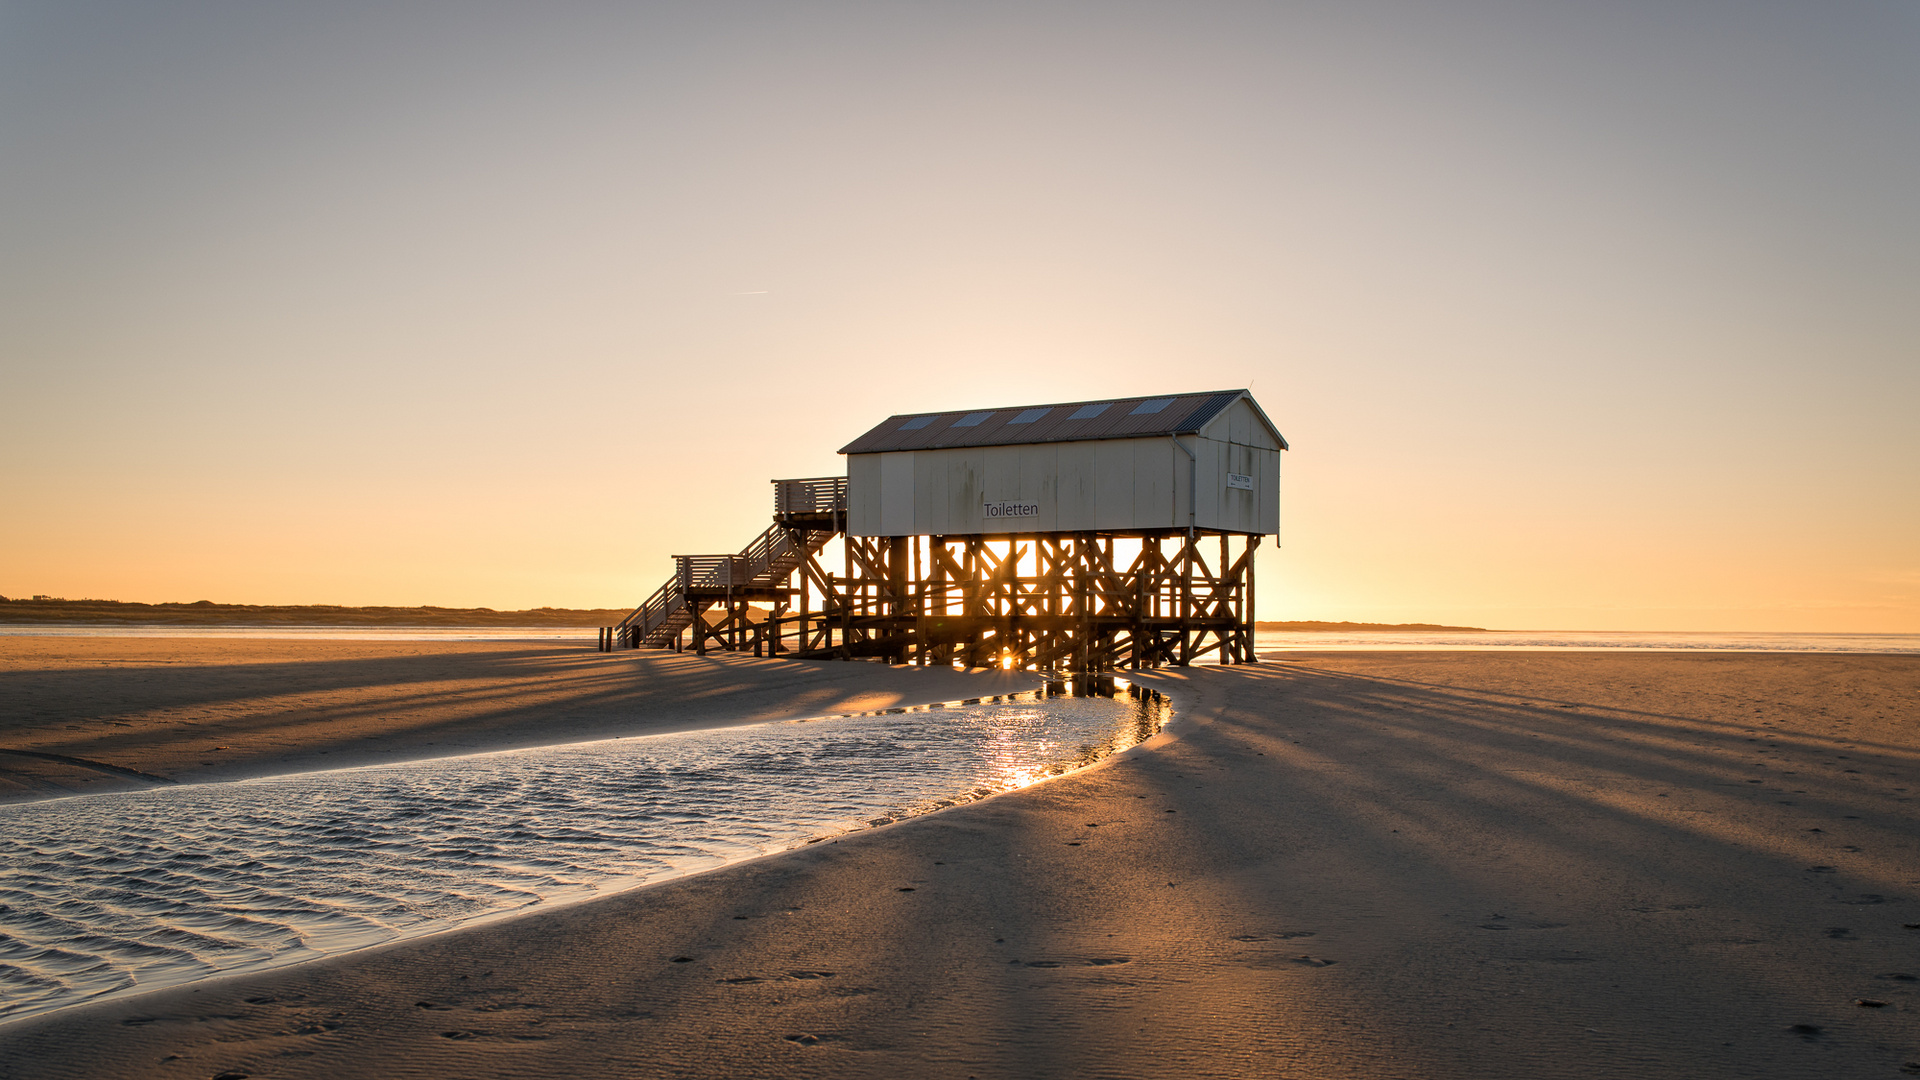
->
[1254, 629, 1920, 654]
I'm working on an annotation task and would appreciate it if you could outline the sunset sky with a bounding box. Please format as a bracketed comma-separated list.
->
[3, 2, 1915, 631]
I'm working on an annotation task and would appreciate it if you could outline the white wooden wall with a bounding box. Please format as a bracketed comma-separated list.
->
[847, 398, 1281, 537]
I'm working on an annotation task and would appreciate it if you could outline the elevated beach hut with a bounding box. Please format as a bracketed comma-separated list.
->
[839, 389, 1285, 538]
[610, 389, 1286, 672]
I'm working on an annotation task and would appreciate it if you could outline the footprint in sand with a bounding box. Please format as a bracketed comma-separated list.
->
[284, 1019, 342, 1035]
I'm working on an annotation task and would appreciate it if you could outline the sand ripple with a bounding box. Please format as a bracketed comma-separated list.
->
[0, 686, 1165, 1023]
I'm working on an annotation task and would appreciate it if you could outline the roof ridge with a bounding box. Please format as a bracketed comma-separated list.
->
[885, 388, 1247, 421]
[838, 389, 1282, 456]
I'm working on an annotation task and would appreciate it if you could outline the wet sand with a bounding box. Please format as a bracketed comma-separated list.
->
[0, 637, 1041, 802]
[3, 646, 1918, 1078]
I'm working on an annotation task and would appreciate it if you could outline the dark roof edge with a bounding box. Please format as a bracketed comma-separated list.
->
[838, 388, 1288, 454]
[1164, 389, 1289, 451]
[1234, 394, 1290, 451]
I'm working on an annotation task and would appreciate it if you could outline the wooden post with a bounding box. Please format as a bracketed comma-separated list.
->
[928, 536, 941, 622]
[829, 570, 846, 658]
[771, 591, 785, 657]
[1214, 537, 1229, 664]
[1178, 532, 1193, 667]
[911, 535, 924, 666]
[1246, 534, 1259, 665]
[887, 535, 909, 665]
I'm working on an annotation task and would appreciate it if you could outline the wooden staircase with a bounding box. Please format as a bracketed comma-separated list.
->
[608, 478, 845, 650]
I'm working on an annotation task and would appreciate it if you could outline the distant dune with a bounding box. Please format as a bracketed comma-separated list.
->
[0, 598, 630, 627]
[1255, 620, 1493, 632]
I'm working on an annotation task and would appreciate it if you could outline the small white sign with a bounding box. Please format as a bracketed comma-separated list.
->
[1226, 472, 1255, 491]
[983, 500, 1042, 519]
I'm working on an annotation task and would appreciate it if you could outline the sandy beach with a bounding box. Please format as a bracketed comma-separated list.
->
[0, 638, 1041, 803]
[2, 642, 1917, 1078]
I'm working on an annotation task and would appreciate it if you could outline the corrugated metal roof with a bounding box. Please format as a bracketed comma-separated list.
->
[838, 389, 1287, 454]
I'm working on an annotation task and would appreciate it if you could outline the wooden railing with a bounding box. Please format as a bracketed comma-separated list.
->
[612, 517, 838, 648]
[773, 476, 847, 516]
[608, 477, 845, 650]
[621, 577, 683, 641]
[676, 555, 752, 590]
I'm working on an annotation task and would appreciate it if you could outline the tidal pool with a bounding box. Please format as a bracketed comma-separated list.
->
[0, 682, 1167, 1024]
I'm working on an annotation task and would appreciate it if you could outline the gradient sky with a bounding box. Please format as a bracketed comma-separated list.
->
[3, 1, 1916, 631]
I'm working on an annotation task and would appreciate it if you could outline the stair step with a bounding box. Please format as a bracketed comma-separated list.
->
[619, 523, 840, 648]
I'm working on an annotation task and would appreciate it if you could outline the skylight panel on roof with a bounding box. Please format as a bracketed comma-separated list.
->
[1068, 403, 1110, 420]
[951, 411, 993, 427]
[1009, 408, 1049, 424]
[899, 416, 934, 430]
[1131, 398, 1174, 415]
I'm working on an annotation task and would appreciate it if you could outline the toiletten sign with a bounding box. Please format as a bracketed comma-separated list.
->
[1225, 472, 1254, 490]
[983, 500, 1042, 519]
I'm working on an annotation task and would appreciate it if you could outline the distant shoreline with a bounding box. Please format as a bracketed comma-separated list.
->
[4, 601, 1496, 633]
[0, 598, 627, 627]
[1255, 620, 1493, 633]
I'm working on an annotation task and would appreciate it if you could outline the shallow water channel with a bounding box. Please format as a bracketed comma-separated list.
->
[0, 683, 1167, 1024]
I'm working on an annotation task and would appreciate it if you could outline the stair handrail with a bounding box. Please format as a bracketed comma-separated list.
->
[614, 519, 841, 647]
[618, 575, 683, 635]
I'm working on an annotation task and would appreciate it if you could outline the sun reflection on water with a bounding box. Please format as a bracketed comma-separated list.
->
[0, 679, 1169, 1026]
